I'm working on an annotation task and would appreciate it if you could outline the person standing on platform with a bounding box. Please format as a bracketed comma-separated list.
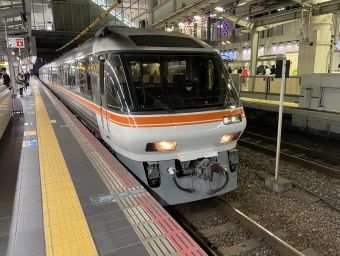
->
[265, 66, 271, 75]
[270, 65, 276, 75]
[241, 66, 248, 91]
[228, 66, 232, 73]
[16, 73, 25, 97]
[0, 67, 12, 90]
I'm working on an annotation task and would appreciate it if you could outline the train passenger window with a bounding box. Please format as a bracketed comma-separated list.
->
[91, 56, 99, 93]
[59, 64, 69, 87]
[68, 61, 76, 89]
[77, 57, 92, 97]
[106, 56, 132, 110]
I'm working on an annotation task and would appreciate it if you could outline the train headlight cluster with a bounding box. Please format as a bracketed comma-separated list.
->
[223, 114, 242, 125]
[146, 141, 177, 152]
[220, 132, 241, 144]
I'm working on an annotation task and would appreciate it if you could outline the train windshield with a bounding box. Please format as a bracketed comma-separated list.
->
[124, 53, 240, 112]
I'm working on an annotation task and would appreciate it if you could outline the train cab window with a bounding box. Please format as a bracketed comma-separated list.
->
[106, 56, 132, 110]
[124, 54, 240, 112]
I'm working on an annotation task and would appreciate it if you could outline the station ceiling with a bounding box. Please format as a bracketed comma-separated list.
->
[0, 1, 29, 57]
[1, 0, 340, 64]
[150, 0, 339, 30]
[32, 30, 95, 62]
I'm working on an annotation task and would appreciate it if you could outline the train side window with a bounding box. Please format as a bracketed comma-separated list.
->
[77, 57, 92, 97]
[106, 56, 133, 110]
[106, 56, 123, 109]
[68, 61, 76, 89]
[91, 56, 99, 92]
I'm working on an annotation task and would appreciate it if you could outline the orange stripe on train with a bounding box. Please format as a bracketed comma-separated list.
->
[49, 81, 245, 128]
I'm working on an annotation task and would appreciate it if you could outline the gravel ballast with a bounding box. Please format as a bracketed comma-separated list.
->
[219, 146, 340, 255]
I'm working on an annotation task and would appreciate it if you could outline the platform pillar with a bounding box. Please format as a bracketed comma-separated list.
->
[4, 47, 17, 95]
[297, 14, 333, 75]
[250, 30, 259, 76]
[147, 0, 158, 26]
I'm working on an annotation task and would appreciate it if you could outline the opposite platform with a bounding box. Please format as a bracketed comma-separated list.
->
[0, 78, 207, 256]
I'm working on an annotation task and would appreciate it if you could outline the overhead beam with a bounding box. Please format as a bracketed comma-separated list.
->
[292, 0, 312, 8]
[220, 13, 255, 30]
[254, 0, 340, 27]
[0, 29, 26, 34]
[151, 0, 213, 27]
[0, 20, 23, 26]
[0, 7, 23, 19]
[0, 3, 22, 9]
[0, 33, 29, 39]
[204, 0, 237, 12]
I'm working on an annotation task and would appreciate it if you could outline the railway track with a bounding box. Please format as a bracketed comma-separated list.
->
[239, 131, 340, 178]
[170, 197, 304, 256]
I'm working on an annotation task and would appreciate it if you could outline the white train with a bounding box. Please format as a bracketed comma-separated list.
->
[39, 27, 246, 205]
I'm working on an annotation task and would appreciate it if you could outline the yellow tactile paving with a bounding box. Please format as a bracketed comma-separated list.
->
[34, 83, 98, 256]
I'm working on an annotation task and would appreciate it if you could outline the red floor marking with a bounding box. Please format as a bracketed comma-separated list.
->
[136, 194, 207, 256]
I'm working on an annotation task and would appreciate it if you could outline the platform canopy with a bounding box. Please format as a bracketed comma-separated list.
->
[0, 1, 29, 58]
[150, 0, 340, 34]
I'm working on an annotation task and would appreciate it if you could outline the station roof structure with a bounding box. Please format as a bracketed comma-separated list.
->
[0, 0, 29, 57]
[150, 0, 340, 32]
[1, 0, 340, 63]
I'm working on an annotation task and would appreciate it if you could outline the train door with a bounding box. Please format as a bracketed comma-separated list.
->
[99, 54, 110, 141]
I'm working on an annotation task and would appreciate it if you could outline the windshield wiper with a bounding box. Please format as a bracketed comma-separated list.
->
[220, 97, 240, 109]
[138, 87, 173, 114]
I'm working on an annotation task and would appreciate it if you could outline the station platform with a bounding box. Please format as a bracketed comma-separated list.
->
[0, 78, 206, 256]
[241, 97, 340, 134]
[241, 97, 340, 117]
[241, 97, 299, 114]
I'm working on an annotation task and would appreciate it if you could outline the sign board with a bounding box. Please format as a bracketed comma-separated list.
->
[13, 62, 18, 67]
[0, 55, 3, 65]
[7, 37, 25, 48]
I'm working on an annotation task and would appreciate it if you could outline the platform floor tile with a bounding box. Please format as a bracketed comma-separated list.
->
[34, 84, 98, 255]
[37, 78, 207, 256]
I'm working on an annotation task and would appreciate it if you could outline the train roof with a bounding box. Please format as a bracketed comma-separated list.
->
[42, 27, 218, 68]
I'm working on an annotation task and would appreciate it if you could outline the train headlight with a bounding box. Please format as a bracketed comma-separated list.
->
[146, 141, 177, 152]
[220, 132, 241, 144]
[223, 114, 242, 125]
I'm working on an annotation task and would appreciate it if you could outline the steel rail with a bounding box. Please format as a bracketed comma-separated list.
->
[243, 131, 340, 165]
[238, 134, 340, 178]
[55, 0, 121, 51]
[169, 208, 218, 256]
[213, 197, 304, 256]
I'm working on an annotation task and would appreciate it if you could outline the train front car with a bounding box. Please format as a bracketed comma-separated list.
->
[98, 29, 247, 205]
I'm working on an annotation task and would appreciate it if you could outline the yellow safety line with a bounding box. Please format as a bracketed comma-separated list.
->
[34, 82, 98, 256]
